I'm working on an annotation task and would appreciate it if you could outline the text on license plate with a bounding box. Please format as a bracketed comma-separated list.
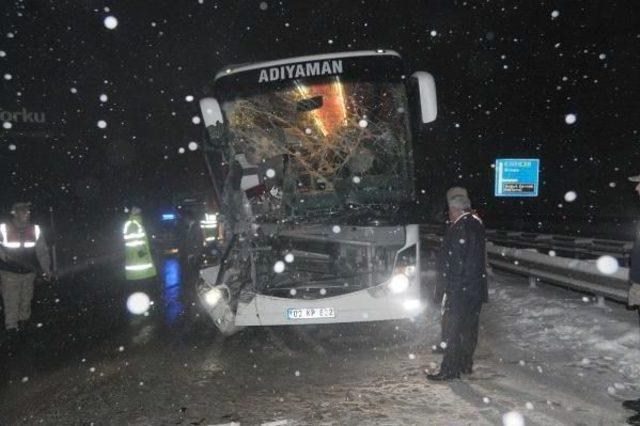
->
[287, 307, 335, 320]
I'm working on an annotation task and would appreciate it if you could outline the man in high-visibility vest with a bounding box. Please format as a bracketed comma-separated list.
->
[0, 202, 51, 334]
[123, 207, 157, 280]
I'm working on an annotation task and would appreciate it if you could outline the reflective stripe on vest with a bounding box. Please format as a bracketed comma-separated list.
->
[125, 240, 145, 247]
[125, 263, 154, 271]
[123, 220, 145, 240]
[0, 223, 40, 249]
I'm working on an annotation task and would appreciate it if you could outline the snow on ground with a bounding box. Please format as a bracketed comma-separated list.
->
[1, 271, 638, 424]
[489, 271, 640, 383]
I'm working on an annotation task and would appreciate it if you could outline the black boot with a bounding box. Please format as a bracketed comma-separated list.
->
[426, 370, 460, 381]
[623, 399, 640, 411]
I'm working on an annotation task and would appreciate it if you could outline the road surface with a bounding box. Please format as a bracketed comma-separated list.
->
[0, 259, 638, 425]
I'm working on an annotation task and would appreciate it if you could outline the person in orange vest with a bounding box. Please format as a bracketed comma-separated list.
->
[0, 202, 51, 335]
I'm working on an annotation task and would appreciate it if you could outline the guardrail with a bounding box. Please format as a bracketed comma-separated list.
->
[420, 225, 632, 303]
[421, 224, 633, 262]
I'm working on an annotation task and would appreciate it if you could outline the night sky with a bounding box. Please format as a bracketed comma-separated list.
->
[1, 0, 639, 240]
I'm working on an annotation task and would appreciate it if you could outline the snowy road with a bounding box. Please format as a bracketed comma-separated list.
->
[0, 267, 638, 425]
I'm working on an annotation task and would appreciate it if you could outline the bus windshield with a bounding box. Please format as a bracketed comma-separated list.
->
[220, 76, 415, 217]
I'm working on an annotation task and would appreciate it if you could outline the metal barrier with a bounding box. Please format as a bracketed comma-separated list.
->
[420, 225, 632, 303]
[487, 243, 629, 302]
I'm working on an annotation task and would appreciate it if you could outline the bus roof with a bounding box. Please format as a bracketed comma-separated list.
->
[214, 49, 401, 81]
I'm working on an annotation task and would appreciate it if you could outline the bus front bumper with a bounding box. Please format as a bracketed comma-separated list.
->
[234, 282, 423, 326]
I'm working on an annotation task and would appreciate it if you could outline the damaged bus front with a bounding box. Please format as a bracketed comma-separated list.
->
[197, 50, 437, 335]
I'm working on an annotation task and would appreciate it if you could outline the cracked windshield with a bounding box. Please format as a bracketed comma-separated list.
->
[222, 77, 414, 216]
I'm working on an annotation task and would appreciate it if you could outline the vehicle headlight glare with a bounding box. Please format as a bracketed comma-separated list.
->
[404, 265, 416, 277]
[204, 287, 222, 306]
[403, 299, 421, 311]
[388, 273, 410, 293]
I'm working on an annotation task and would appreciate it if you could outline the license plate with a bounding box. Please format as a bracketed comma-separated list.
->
[287, 307, 335, 320]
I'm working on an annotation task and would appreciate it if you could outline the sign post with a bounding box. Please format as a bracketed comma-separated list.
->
[494, 158, 540, 197]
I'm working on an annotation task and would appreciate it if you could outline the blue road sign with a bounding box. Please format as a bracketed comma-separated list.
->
[494, 158, 540, 197]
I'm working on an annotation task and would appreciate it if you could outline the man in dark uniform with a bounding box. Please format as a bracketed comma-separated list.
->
[428, 187, 488, 381]
[622, 174, 640, 424]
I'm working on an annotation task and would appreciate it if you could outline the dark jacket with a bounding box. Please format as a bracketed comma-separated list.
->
[441, 212, 489, 304]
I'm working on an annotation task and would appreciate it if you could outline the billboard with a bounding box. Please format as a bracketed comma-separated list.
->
[494, 158, 540, 197]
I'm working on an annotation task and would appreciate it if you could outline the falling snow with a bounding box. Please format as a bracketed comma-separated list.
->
[596, 255, 619, 275]
[126, 292, 151, 315]
[502, 411, 525, 426]
[104, 16, 118, 30]
[564, 113, 577, 124]
[273, 261, 285, 273]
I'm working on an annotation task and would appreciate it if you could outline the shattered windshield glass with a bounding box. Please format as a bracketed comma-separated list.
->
[221, 77, 415, 216]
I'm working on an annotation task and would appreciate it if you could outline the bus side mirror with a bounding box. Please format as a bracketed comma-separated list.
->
[199, 97, 225, 139]
[411, 71, 438, 124]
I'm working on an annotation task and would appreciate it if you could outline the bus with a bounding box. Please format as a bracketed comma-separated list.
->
[196, 49, 437, 335]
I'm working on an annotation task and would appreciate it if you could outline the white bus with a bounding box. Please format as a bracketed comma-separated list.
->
[196, 50, 437, 335]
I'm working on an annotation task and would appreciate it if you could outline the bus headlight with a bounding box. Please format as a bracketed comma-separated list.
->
[404, 265, 416, 277]
[388, 273, 410, 293]
[403, 299, 421, 311]
[204, 287, 223, 306]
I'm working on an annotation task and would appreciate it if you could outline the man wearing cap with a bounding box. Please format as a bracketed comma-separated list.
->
[428, 187, 488, 381]
[622, 175, 640, 424]
[0, 202, 51, 335]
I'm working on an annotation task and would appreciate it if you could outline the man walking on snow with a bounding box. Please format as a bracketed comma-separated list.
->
[427, 187, 488, 381]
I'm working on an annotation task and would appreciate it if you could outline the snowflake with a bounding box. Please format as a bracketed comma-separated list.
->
[273, 261, 285, 273]
[104, 16, 118, 30]
[564, 113, 577, 125]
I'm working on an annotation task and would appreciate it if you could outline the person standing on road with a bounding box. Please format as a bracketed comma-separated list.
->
[427, 187, 488, 381]
[123, 206, 157, 281]
[0, 202, 51, 335]
[431, 188, 461, 355]
[622, 174, 640, 425]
